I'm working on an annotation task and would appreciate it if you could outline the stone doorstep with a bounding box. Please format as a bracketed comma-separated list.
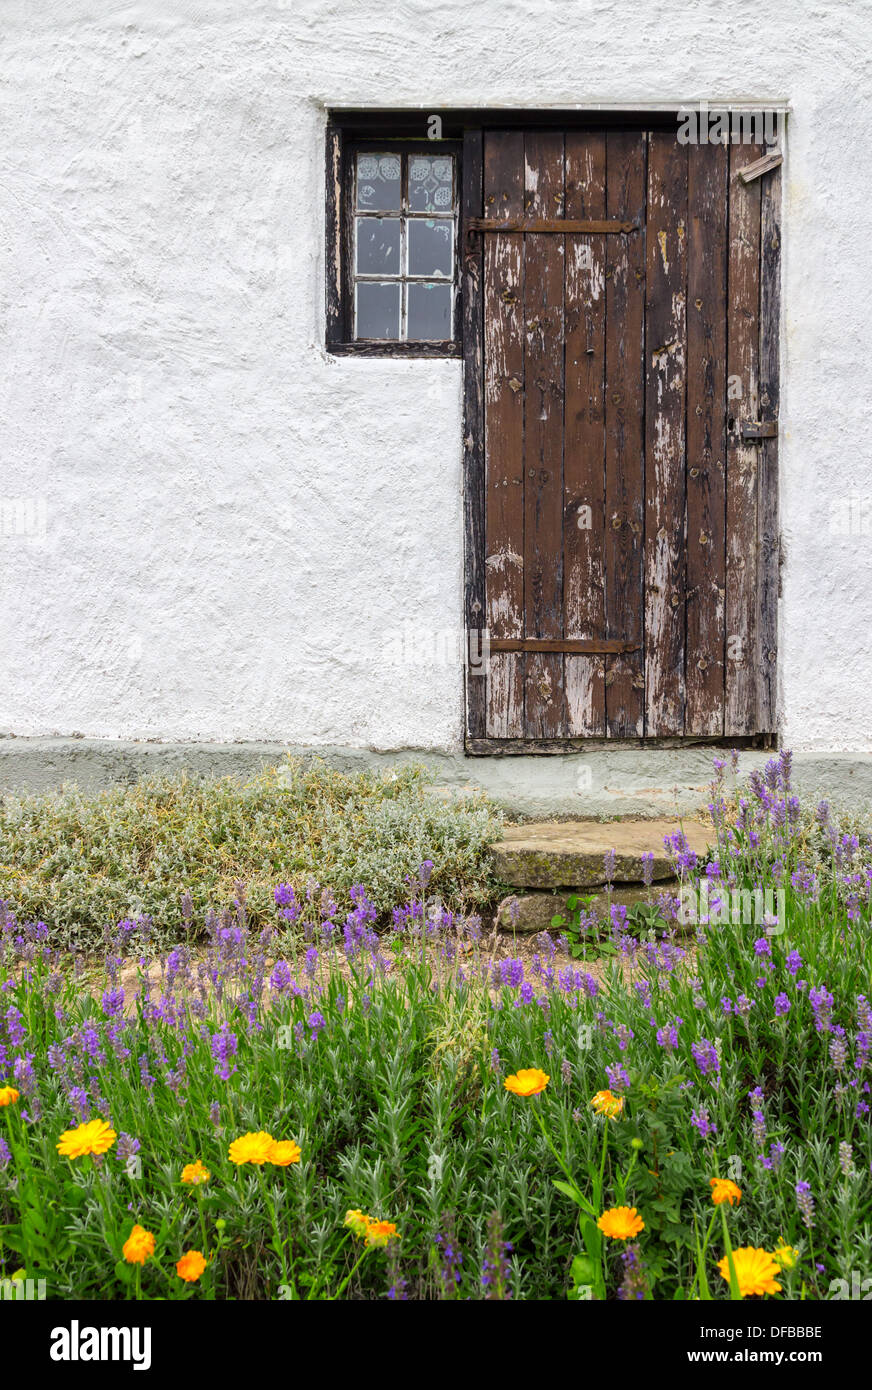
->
[496, 883, 671, 934]
[490, 817, 711, 890]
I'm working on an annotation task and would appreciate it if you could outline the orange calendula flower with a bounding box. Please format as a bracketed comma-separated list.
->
[597, 1206, 645, 1240]
[0, 1087, 20, 1107]
[344, 1209, 371, 1238]
[504, 1068, 550, 1098]
[122, 1224, 156, 1265]
[56, 1118, 117, 1159]
[773, 1243, 799, 1270]
[364, 1219, 399, 1249]
[269, 1140, 301, 1167]
[710, 1177, 742, 1206]
[176, 1250, 207, 1283]
[228, 1131, 275, 1166]
[591, 1089, 624, 1119]
[717, 1246, 782, 1297]
[181, 1160, 211, 1185]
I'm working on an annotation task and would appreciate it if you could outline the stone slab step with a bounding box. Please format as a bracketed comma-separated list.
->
[496, 883, 666, 933]
[490, 817, 711, 889]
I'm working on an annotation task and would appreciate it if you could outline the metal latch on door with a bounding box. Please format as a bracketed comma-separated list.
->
[740, 421, 778, 440]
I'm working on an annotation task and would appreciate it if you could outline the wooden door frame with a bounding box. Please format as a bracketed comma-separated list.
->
[460, 118, 782, 755]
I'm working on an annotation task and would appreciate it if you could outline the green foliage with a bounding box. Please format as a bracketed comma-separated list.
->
[0, 758, 502, 950]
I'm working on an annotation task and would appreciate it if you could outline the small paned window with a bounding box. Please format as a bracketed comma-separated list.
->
[326, 133, 461, 356]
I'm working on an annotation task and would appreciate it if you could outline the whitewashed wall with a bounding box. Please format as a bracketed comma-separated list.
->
[1, 0, 870, 754]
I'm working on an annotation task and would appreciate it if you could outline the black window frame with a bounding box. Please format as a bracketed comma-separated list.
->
[326, 129, 462, 358]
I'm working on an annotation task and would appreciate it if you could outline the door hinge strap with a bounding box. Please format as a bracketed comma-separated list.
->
[489, 639, 640, 654]
[466, 218, 638, 235]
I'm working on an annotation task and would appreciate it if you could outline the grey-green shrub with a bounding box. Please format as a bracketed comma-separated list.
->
[0, 758, 502, 950]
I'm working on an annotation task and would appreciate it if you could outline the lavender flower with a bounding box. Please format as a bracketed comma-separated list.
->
[11, 1053, 36, 1097]
[435, 1224, 463, 1297]
[655, 1017, 682, 1051]
[481, 1211, 512, 1300]
[617, 1242, 648, 1300]
[101, 987, 125, 1018]
[269, 961, 293, 993]
[691, 1038, 720, 1079]
[606, 1062, 630, 1093]
[67, 1086, 89, 1122]
[116, 1133, 141, 1165]
[795, 1180, 815, 1229]
[500, 958, 524, 989]
[809, 985, 834, 1034]
[210, 1024, 238, 1081]
[691, 1108, 717, 1140]
[274, 883, 300, 920]
[829, 1031, 848, 1072]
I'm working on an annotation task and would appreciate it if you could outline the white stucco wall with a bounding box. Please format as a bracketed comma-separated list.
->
[1, 0, 870, 754]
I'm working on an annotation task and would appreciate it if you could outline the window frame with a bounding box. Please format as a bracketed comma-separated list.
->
[326, 130, 463, 357]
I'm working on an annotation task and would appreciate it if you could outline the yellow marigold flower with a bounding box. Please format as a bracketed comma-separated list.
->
[228, 1131, 275, 1165]
[122, 1224, 155, 1265]
[364, 1219, 399, 1249]
[504, 1068, 550, 1097]
[710, 1177, 742, 1206]
[591, 1089, 624, 1119]
[56, 1118, 117, 1159]
[269, 1140, 301, 1167]
[773, 1243, 799, 1270]
[597, 1206, 645, 1240]
[181, 1160, 211, 1185]
[176, 1250, 207, 1283]
[0, 1087, 20, 1107]
[344, 1209, 371, 1238]
[717, 1246, 782, 1297]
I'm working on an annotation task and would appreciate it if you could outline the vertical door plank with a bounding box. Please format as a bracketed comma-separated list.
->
[564, 130, 607, 736]
[483, 131, 526, 737]
[644, 131, 688, 735]
[685, 140, 728, 736]
[725, 142, 762, 735]
[462, 129, 486, 740]
[604, 131, 647, 737]
[757, 161, 781, 733]
[523, 130, 566, 737]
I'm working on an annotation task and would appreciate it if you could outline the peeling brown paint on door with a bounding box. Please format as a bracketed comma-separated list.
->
[464, 125, 780, 748]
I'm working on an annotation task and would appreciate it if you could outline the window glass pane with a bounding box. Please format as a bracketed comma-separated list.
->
[408, 154, 454, 212]
[356, 217, 401, 276]
[356, 153, 402, 212]
[407, 281, 452, 341]
[407, 218, 453, 278]
[355, 280, 401, 339]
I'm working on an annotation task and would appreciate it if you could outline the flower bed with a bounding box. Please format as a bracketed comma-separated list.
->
[0, 758, 501, 951]
[0, 751, 869, 1300]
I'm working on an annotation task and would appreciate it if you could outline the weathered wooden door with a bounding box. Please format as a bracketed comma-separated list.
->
[462, 125, 780, 748]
